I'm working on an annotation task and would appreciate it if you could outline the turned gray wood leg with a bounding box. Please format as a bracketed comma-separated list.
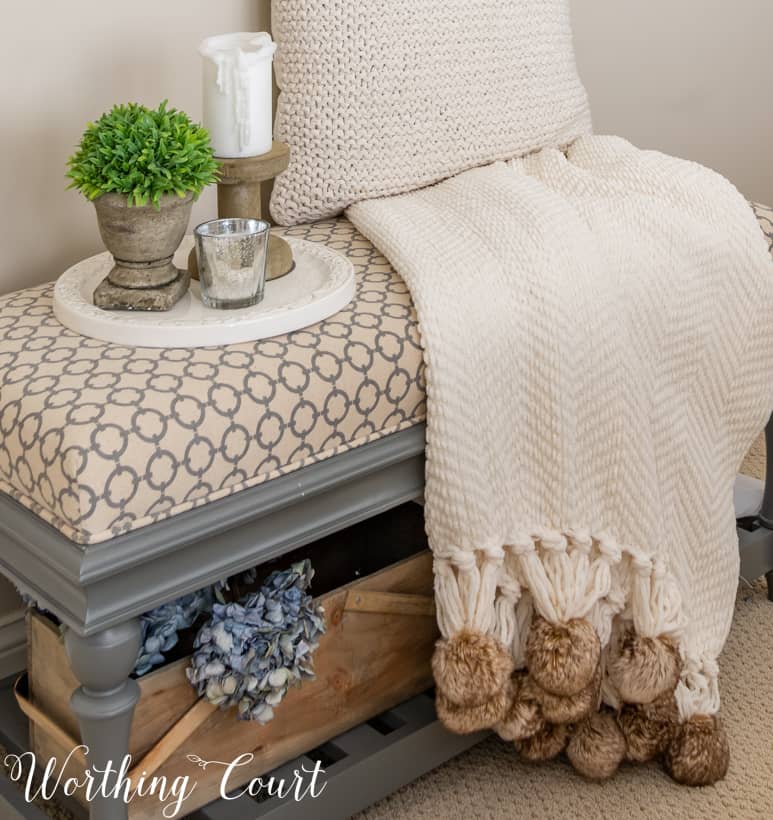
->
[64, 620, 141, 820]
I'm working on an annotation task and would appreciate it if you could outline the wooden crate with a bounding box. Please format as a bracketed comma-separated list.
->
[20, 551, 437, 820]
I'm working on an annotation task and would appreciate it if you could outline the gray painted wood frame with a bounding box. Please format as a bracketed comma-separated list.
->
[0, 425, 426, 820]
[0, 425, 426, 637]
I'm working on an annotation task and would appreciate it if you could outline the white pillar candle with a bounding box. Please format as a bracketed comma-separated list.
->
[200, 32, 277, 159]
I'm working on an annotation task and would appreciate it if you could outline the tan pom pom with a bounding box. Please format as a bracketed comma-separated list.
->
[518, 722, 569, 762]
[526, 616, 600, 696]
[618, 695, 677, 762]
[641, 689, 681, 723]
[495, 672, 545, 742]
[535, 662, 601, 724]
[664, 715, 730, 786]
[435, 687, 509, 734]
[432, 630, 514, 707]
[567, 710, 626, 780]
[608, 630, 681, 705]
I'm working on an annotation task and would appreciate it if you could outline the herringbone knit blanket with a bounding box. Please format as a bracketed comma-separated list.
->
[348, 135, 773, 784]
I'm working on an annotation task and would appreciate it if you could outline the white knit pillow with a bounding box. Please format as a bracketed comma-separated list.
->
[270, 0, 592, 226]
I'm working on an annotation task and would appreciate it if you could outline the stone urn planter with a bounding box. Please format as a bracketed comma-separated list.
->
[67, 101, 218, 311]
[92, 193, 194, 311]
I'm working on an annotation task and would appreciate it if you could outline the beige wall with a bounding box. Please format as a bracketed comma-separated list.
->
[0, 3, 770, 636]
[571, 0, 773, 206]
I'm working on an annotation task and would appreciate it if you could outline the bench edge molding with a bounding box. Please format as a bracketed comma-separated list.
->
[0, 426, 426, 637]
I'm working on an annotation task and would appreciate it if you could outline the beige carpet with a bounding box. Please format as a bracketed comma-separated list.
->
[741, 432, 766, 483]
[6, 436, 771, 819]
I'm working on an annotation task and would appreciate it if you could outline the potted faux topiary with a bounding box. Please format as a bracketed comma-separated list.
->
[67, 101, 219, 310]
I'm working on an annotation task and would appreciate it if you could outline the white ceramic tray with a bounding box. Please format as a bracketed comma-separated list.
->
[53, 236, 355, 348]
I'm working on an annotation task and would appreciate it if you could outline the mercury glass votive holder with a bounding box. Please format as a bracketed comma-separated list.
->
[194, 218, 270, 309]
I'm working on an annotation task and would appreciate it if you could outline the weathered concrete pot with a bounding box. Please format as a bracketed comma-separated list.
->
[94, 193, 194, 290]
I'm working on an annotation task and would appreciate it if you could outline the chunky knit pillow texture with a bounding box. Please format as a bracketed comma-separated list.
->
[270, 0, 593, 226]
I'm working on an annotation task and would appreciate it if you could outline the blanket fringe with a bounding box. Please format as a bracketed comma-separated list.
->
[431, 527, 727, 786]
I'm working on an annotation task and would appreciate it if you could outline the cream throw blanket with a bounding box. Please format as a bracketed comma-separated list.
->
[348, 136, 773, 783]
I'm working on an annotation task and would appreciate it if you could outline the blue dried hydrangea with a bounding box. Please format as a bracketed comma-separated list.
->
[135, 588, 214, 676]
[187, 560, 325, 723]
[134, 568, 259, 677]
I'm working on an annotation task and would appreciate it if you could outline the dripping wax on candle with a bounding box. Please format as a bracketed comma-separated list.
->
[200, 33, 277, 158]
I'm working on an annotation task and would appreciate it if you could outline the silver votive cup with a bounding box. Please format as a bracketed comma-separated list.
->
[194, 218, 270, 310]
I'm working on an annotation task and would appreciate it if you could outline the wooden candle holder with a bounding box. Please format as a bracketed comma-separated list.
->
[190, 140, 294, 282]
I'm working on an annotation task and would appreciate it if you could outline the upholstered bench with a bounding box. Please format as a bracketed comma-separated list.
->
[1, 205, 772, 820]
[0, 220, 425, 545]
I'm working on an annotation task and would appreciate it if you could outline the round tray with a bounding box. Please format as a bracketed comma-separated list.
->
[53, 236, 355, 348]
